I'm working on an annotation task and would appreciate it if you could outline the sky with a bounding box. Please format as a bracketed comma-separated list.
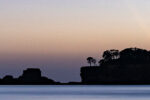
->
[0, 0, 150, 82]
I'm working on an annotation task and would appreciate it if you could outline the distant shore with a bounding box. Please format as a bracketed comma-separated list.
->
[1, 47, 150, 85]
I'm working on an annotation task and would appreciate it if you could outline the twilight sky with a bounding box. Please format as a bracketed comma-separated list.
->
[0, 0, 150, 82]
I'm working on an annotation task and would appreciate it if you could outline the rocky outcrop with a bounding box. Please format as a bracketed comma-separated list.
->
[18, 68, 55, 84]
[0, 68, 57, 85]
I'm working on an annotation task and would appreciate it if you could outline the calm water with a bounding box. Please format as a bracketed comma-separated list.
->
[0, 85, 150, 100]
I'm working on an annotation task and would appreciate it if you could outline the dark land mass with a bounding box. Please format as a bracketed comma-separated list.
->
[0, 68, 60, 85]
[1, 47, 150, 85]
[0, 68, 82, 85]
[81, 47, 150, 84]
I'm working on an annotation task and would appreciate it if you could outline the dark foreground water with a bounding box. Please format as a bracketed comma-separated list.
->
[1, 85, 150, 100]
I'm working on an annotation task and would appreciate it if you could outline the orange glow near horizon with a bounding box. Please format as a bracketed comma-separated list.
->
[0, 0, 150, 82]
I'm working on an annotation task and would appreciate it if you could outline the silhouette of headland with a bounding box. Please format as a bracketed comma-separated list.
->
[0, 68, 60, 85]
[81, 47, 150, 85]
[2, 47, 150, 85]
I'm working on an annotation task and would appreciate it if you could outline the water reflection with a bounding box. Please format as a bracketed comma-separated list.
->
[0, 85, 150, 100]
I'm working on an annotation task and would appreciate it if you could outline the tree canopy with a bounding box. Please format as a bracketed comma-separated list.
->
[99, 48, 150, 66]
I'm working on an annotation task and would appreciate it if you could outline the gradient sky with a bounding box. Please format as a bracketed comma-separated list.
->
[0, 0, 150, 82]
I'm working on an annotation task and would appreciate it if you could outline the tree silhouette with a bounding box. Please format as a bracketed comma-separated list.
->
[87, 57, 94, 66]
[103, 50, 112, 61]
[110, 49, 120, 59]
[120, 48, 150, 64]
[98, 59, 104, 66]
[92, 59, 97, 66]
[98, 47, 150, 66]
[102, 49, 119, 62]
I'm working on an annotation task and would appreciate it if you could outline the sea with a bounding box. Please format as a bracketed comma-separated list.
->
[0, 85, 150, 100]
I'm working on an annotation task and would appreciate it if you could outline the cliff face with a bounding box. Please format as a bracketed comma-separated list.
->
[80, 65, 150, 84]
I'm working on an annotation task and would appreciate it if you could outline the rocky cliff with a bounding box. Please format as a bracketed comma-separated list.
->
[80, 64, 150, 84]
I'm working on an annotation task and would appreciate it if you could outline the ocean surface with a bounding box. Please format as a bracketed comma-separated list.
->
[0, 85, 150, 100]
